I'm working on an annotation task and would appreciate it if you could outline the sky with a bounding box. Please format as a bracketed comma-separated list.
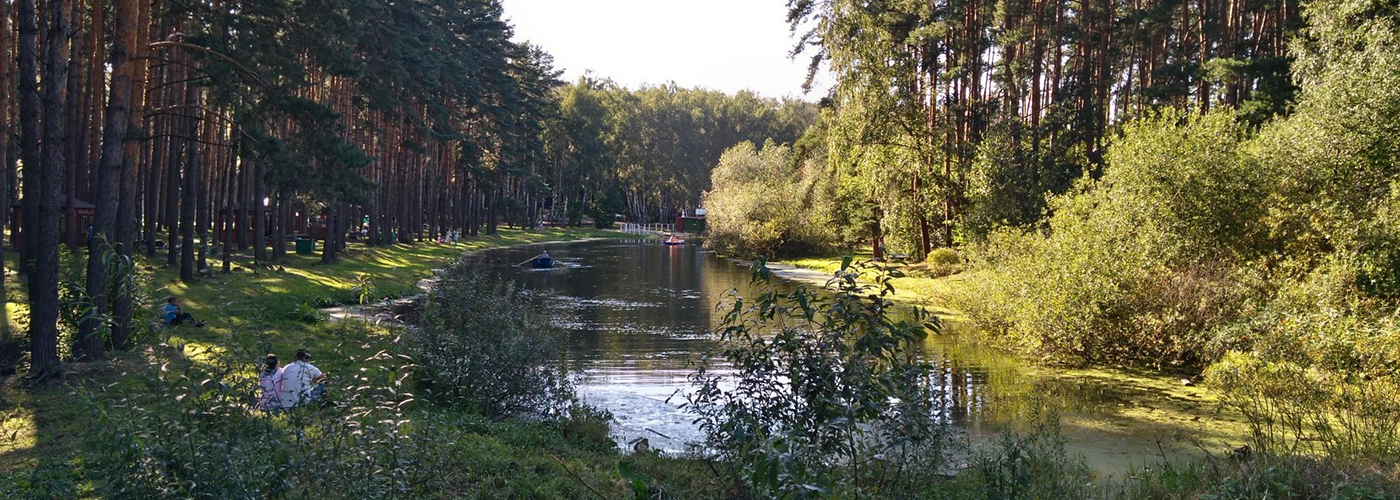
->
[501, 0, 831, 101]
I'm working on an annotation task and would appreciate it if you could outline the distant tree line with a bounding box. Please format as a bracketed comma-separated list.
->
[542, 79, 816, 227]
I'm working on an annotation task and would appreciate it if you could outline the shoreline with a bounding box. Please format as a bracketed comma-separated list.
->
[735, 255, 1250, 473]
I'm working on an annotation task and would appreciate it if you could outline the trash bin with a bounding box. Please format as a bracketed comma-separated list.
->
[390, 232, 398, 244]
[295, 238, 314, 255]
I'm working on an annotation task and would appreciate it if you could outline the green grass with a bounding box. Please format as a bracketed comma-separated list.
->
[0, 228, 704, 497]
[777, 253, 967, 317]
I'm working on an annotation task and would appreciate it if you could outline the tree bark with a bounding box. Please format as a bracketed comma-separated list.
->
[252, 152, 267, 263]
[18, 0, 39, 274]
[78, 0, 139, 359]
[111, 0, 149, 350]
[0, 0, 13, 303]
[179, 85, 199, 283]
[29, 0, 71, 379]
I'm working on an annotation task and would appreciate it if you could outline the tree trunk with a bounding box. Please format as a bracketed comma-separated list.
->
[111, 0, 149, 350]
[77, 0, 139, 359]
[0, 0, 13, 303]
[252, 155, 267, 263]
[17, 0, 39, 274]
[179, 86, 199, 283]
[29, 0, 71, 379]
[320, 204, 337, 263]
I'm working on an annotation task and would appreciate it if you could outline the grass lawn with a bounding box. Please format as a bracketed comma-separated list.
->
[0, 227, 721, 498]
[777, 254, 968, 317]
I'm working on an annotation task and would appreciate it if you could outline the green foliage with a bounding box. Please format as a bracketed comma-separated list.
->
[702, 141, 838, 258]
[411, 264, 573, 417]
[560, 403, 615, 452]
[350, 274, 377, 305]
[544, 79, 817, 224]
[689, 258, 947, 498]
[955, 110, 1262, 365]
[286, 302, 328, 324]
[78, 337, 462, 499]
[927, 247, 963, 277]
[955, 1, 1400, 471]
[1207, 352, 1400, 461]
[956, 414, 1095, 500]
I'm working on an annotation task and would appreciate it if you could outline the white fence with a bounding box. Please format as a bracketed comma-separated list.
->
[619, 222, 676, 234]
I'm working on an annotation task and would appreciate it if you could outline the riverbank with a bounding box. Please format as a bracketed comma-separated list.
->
[770, 254, 1255, 470]
[771, 253, 1400, 495]
[0, 228, 697, 498]
[769, 255, 966, 316]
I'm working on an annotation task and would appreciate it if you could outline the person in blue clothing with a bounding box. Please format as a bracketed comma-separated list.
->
[162, 296, 205, 327]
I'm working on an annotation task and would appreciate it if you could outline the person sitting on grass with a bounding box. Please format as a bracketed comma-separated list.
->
[278, 348, 326, 409]
[258, 353, 283, 412]
[161, 296, 205, 327]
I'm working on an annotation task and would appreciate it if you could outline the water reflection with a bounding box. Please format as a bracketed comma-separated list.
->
[463, 239, 1245, 470]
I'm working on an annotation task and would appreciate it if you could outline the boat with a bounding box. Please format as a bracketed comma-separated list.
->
[532, 256, 556, 268]
[663, 235, 685, 246]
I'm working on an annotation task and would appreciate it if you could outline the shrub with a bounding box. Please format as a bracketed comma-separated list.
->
[953, 110, 1263, 366]
[927, 247, 962, 277]
[702, 141, 837, 258]
[560, 403, 615, 452]
[411, 263, 573, 417]
[689, 257, 947, 497]
[955, 414, 1094, 500]
[79, 338, 462, 499]
[286, 302, 328, 324]
[928, 247, 961, 266]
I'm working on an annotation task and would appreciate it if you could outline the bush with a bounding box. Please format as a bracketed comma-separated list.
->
[702, 141, 837, 258]
[560, 403, 615, 452]
[927, 247, 962, 277]
[689, 258, 947, 497]
[928, 247, 961, 266]
[953, 110, 1263, 366]
[78, 336, 463, 499]
[954, 414, 1095, 500]
[286, 302, 328, 324]
[411, 263, 573, 417]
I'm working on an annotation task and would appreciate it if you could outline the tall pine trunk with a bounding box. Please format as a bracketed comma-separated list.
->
[179, 85, 199, 283]
[111, 0, 148, 350]
[0, 0, 13, 303]
[17, 0, 39, 274]
[29, 0, 71, 379]
[78, 0, 139, 359]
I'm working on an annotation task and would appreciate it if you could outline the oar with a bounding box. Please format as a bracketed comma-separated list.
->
[514, 256, 538, 267]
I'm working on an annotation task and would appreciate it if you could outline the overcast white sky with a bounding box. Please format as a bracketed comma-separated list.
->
[501, 0, 830, 101]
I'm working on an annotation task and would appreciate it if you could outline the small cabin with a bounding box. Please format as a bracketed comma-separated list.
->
[10, 199, 97, 246]
[676, 216, 706, 233]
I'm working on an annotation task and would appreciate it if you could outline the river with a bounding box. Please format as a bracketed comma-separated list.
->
[462, 238, 1247, 475]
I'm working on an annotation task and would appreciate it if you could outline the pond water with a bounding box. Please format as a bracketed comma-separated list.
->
[463, 238, 1247, 474]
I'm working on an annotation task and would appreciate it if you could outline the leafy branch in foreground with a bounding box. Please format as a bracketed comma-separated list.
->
[689, 256, 947, 499]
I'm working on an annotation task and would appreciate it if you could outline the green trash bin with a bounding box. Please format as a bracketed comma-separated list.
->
[295, 238, 314, 255]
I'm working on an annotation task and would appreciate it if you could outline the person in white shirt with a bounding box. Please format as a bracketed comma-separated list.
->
[278, 348, 326, 409]
[258, 353, 283, 411]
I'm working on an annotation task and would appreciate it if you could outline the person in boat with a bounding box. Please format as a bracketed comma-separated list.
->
[665, 234, 682, 244]
[518, 250, 556, 267]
